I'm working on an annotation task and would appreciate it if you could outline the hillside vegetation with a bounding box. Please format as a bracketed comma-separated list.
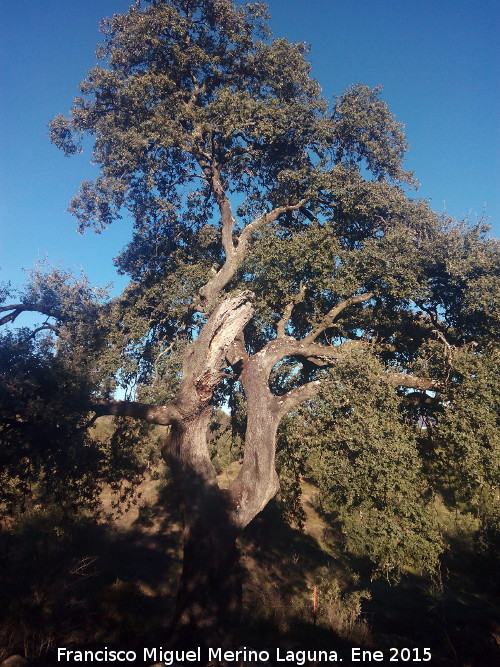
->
[1, 418, 498, 666]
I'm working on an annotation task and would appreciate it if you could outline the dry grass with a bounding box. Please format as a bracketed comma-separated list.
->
[2, 455, 498, 665]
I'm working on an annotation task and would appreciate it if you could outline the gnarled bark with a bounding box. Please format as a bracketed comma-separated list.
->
[155, 293, 255, 647]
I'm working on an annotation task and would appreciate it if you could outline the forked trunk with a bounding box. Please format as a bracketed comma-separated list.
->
[159, 294, 289, 650]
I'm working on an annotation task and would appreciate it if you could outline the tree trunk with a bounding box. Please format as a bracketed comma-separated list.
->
[168, 513, 242, 650]
[163, 410, 242, 650]
[157, 293, 301, 649]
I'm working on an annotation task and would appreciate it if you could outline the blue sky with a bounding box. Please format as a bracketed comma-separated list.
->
[1, 0, 498, 301]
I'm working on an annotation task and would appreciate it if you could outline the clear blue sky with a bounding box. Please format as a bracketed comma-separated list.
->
[1, 0, 498, 298]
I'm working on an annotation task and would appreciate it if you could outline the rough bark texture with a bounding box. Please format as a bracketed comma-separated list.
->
[156, 294, 254, 647]
[9, 5, 493, 657]
[1, 165, 444, 649]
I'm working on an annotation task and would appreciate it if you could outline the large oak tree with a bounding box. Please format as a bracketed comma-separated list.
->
[1, 0, 498, 650]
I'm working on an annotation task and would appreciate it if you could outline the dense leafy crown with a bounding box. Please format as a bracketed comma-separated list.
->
[48, 1, 436, 354]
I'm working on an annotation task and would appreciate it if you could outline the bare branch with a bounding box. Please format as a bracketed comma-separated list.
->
[178, 291, 255, 410]
[237, 199, 308, 249]
[416, 300, 441, 329]
[152, 338, 178, 387]
[303, 292, 374, 343]
[276, 281, 307, 337]
[0, 303, 55, 327]
[0, 302, 77, 346]
[197, 199, 309, 307]
[193, 146, 235, 260]
[212, 167, 235, 259]
[266, 335, 441, 392]
[0, 304, 37, 326]
[23, 324, 72, 343]
[253, 337, 367, 378]
[0, 303, 25, 314]
[302, 339, 368, 364]
[273, 379, 322, 416]
[0, 308, 23, 326]
[433, 329, 452, 348]
[78, 412, 100, 431]
[386, 373, 442, 392]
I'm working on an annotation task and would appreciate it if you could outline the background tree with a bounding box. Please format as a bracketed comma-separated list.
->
[0, 268, 154, 519]
[2, 0, 498, 649]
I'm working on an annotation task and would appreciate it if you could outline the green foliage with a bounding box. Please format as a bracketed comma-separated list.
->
[0, 509, 100, 661]
[46, 0, 499, 418]
[313, 566, 371, 642]
[282, 354, 443, 580]
[49, 0, 324, 231]
[0, 329, 102, 515]
[434, 348, 499, 502]
[332, 84, 415, 183]
[414, 220, 500, 346]
[207, 408, 242, 474]
[276, 414, 308, 528]
[427, 346, 500, 556]
[0, 330, 156, 518]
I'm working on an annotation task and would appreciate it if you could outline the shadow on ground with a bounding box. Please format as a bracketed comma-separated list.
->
[1, 478, 499, 666]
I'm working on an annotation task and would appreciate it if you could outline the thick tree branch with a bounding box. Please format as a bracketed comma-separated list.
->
[0, 303, 77, 347]
[178, 291, 255, 411]
[0, 303, 25, 314]
[152, 338, 178, 387]
[237, 199, 309, 250]
[266, 336, 442, 391]
[24, 324, 72, 342]
[0, 308, 22, 326]
[197, 200, 309, 308]
[0, 303, 63, 328]
[253, 337, 367, 377]
[0, 304, 51, 326]
[212, 168, 235, 259]
[416, 300, 441, 330]
[303, 292, 374, 343]
[273, 379, 322, 416]
[386, 373, 442, 392]
[225, 333, 248, 368]
[194, 151, 235, 259]
[223, 317, 441, 529]
[0, 304, 74, 345]
[92, 399, 181, 426]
